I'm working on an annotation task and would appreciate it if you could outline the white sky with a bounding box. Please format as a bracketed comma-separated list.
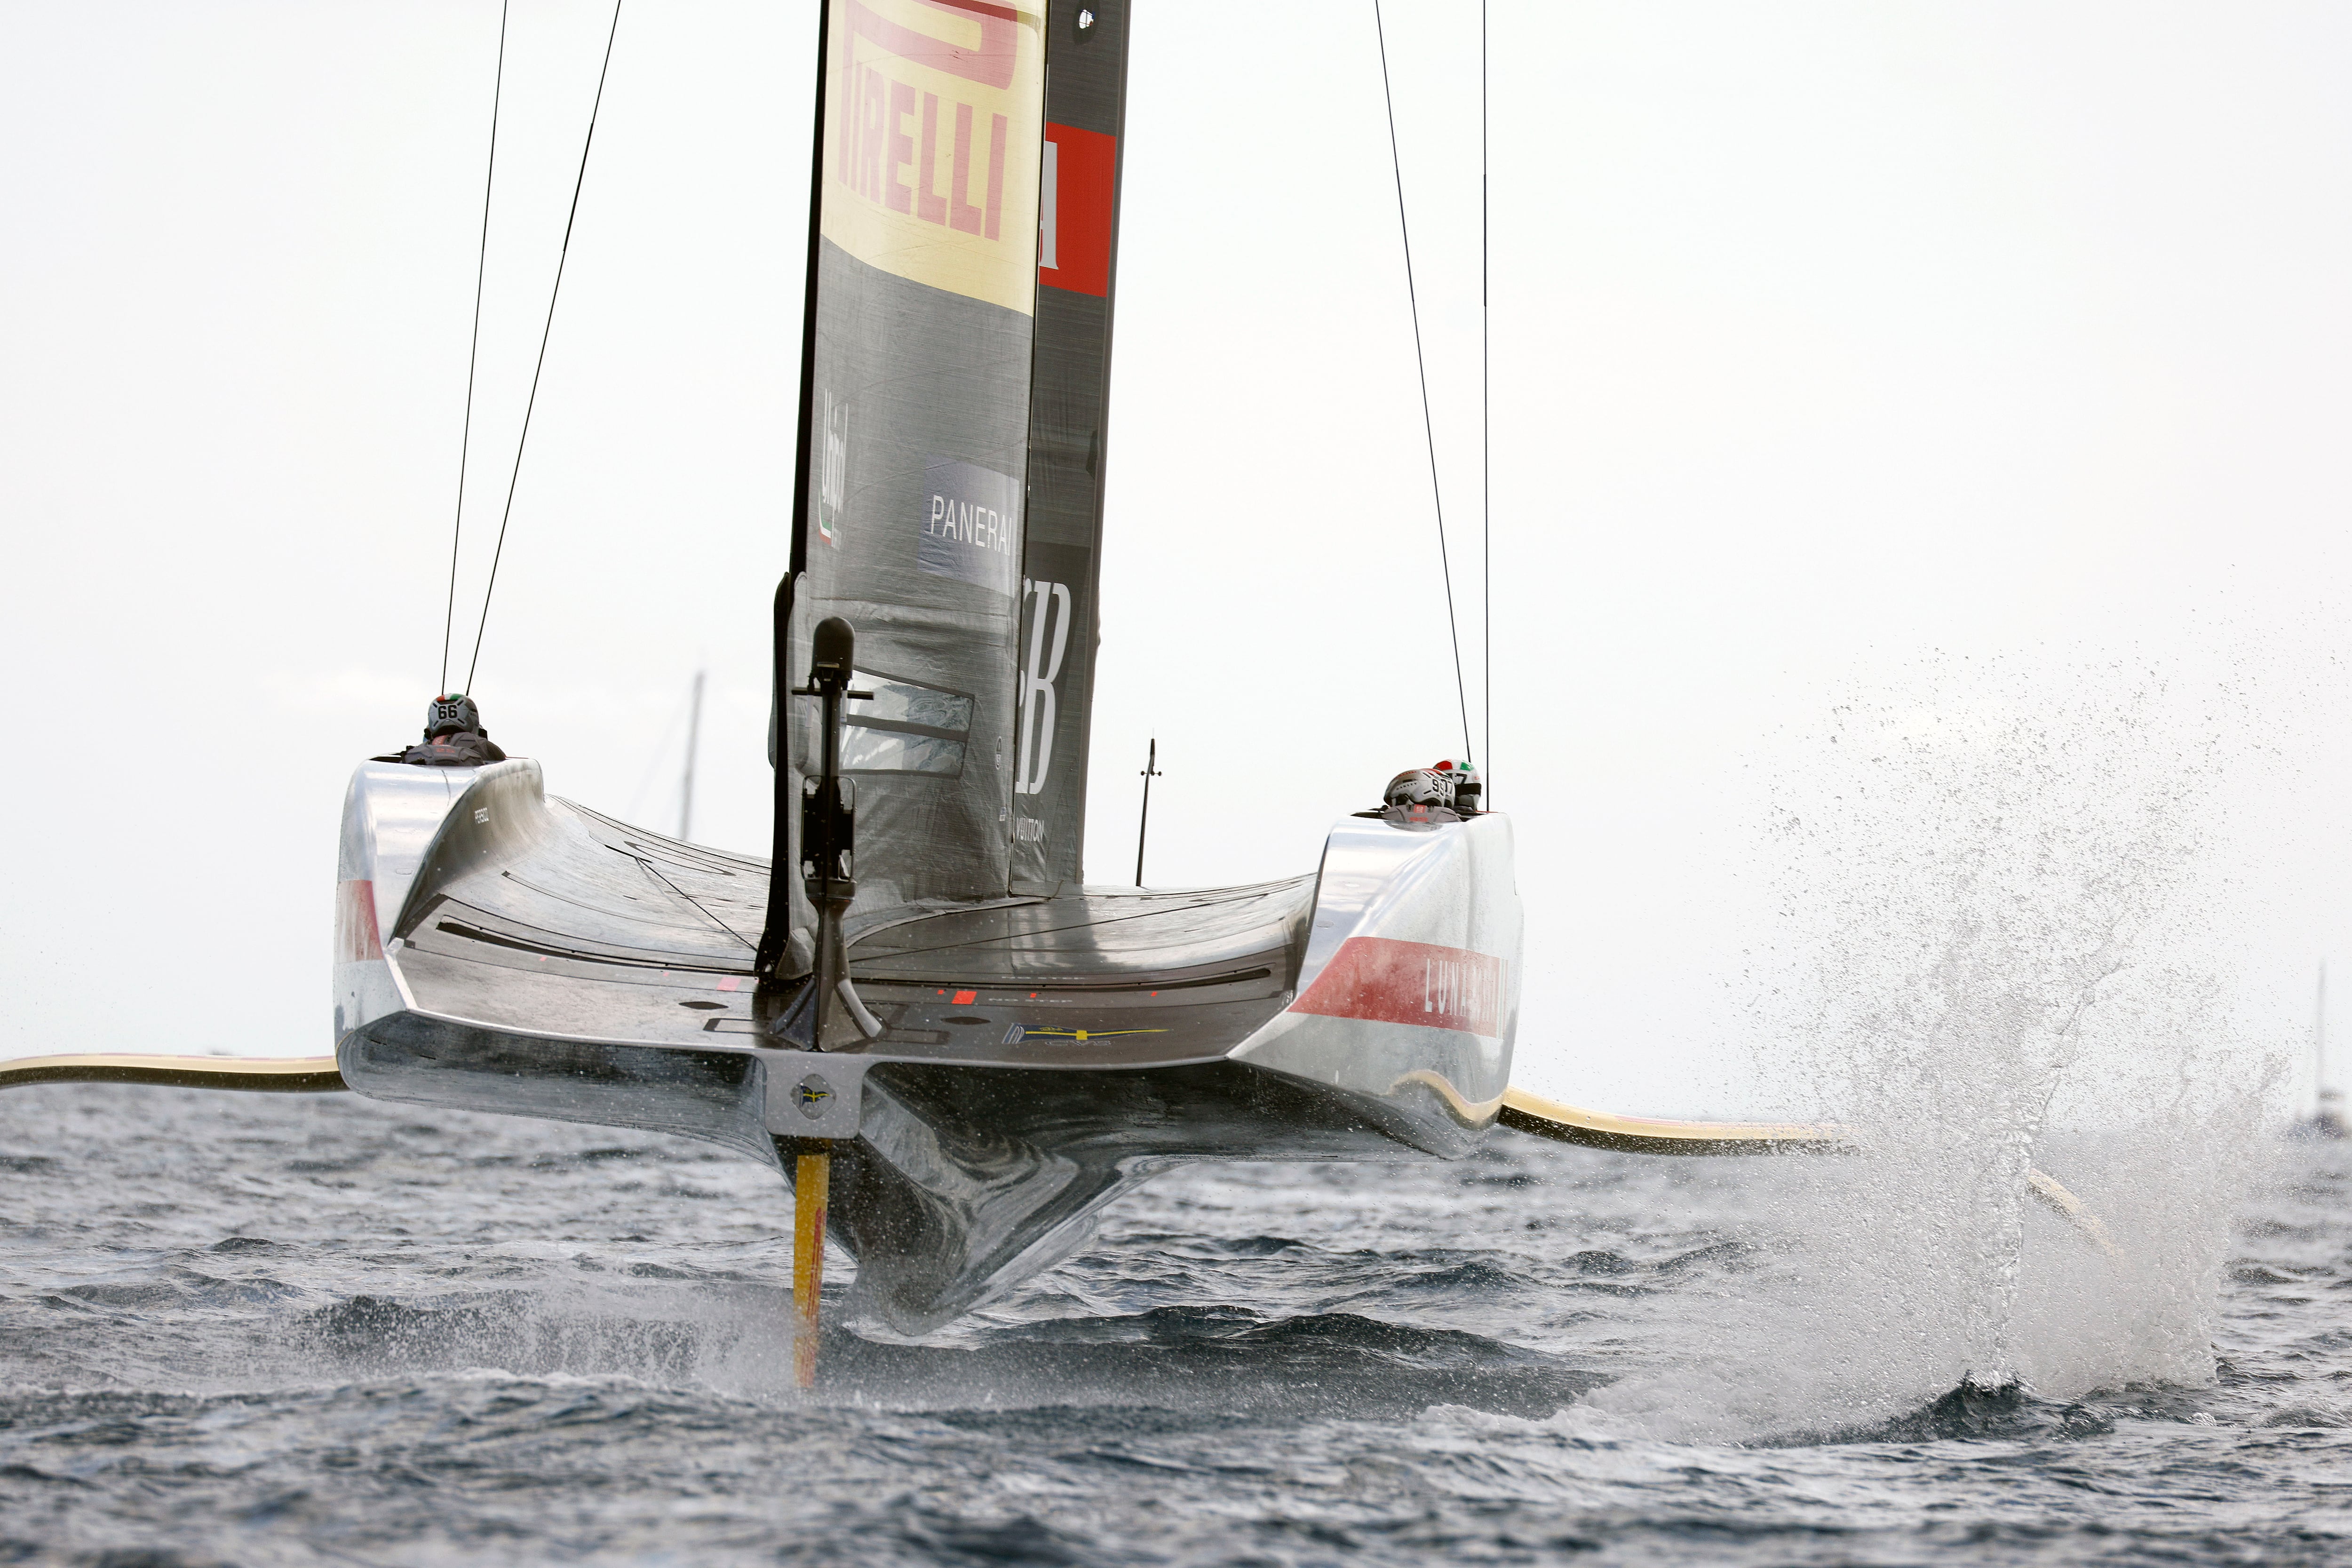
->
[5, 1, 2352, 1117]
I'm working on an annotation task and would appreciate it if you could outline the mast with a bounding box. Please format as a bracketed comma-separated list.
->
[755, 0, 834, 980]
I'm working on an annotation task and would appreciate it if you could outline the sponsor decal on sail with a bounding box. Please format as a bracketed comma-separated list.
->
[1014, 574, 1071, 796]
[917, 457, 1021, 595]
[816, 391, 850, 544]
[822, 0, 1045, 315]
[1288, 936, 1507, 1037]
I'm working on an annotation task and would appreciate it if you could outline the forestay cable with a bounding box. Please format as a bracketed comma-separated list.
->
[1480, 0, 1492, 804]
[1374, 0, 1475, 766]
[440, 0, 510, 699]
[465, 0, 627, 693]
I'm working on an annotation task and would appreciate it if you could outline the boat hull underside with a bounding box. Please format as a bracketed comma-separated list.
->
[342, 1019, 1466, 1332]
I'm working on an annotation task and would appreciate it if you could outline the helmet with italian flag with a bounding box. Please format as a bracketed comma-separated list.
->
[1430, 758, 1481, 812]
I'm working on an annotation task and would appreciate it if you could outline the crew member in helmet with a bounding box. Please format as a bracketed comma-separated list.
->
[1380, 767, 1459, 828]
[1429, 757, 1483, 813]
[378, 694, 508, 767]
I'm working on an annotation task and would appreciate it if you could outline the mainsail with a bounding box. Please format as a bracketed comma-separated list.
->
[772, 0, 1128, 946]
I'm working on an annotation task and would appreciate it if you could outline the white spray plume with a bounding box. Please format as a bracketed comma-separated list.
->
[1573, 658, 2286, 1442]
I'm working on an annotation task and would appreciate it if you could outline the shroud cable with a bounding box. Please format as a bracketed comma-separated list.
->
[1481, 0, 1491, 804]
[441, 0, 509, 699]
[1374, 0, 1475, 767]
[466, 0, 626, 693]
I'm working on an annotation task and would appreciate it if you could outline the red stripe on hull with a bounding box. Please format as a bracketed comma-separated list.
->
[1289, 937, 1505, 1037]
[336, 879, 381, 963]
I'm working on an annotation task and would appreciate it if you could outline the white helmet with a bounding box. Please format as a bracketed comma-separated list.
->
[1430, 757, 1481, 811]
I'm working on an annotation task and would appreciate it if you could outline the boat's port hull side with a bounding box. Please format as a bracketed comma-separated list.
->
[332, 760, 1523, 1329]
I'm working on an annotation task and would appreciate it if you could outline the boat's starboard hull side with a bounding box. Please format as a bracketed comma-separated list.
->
[1232, 814, 1523, 1155]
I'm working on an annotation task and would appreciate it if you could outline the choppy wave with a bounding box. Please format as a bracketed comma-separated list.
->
[3, 664, 2344, 1562]
[0, 1086, 2344, 1565]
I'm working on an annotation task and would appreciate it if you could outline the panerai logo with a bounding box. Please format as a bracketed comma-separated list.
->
[917, 457, 1019, 597]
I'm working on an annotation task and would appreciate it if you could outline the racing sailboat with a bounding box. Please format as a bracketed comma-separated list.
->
[331, 0, 1534, 1343]
[2, 0, 2103, 1378]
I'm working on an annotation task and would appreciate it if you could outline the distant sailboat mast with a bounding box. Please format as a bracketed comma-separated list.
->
[2318, 960, 2344, 1136]
[678, 668, 704, 842]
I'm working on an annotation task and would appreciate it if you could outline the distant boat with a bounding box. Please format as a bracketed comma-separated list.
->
[2306, 962, 2344, 1139]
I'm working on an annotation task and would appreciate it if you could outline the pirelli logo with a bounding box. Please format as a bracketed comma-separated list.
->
[822, 0, 1045, 315]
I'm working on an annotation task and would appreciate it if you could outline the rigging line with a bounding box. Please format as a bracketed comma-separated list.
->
[464, 0, 626, 694]
[440, 0, 509, 700]
[631, 854, 757, 950]
[1374, 0, 1474, 764]
[1480, 0, 1491, 804]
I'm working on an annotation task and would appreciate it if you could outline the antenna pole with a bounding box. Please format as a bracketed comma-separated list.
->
[679, 669, 705, 841]
[1135, 738, 1161, 887]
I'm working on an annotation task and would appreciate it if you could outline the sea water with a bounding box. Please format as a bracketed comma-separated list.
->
[3, 666, 2345, 1564]
[0, 1090, 2341, 1565]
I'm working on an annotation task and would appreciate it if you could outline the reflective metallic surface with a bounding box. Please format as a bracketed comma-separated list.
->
[334, 759, 1523, 1330]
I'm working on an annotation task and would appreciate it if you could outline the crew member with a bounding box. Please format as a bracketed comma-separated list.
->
[1430, 758, 1483, 813]
[1381, 768, 1459, 828]
[378, 693, 508, 767]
